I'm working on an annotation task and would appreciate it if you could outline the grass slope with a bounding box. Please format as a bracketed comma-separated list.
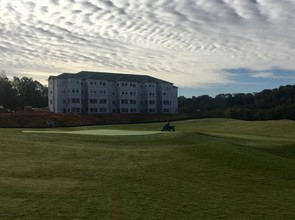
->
[0, 119, 295, 219]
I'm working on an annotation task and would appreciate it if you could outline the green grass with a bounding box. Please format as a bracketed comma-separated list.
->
[1, 119, 295, 219]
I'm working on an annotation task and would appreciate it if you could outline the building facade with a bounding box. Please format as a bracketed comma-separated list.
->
[48, 71, 178, 114]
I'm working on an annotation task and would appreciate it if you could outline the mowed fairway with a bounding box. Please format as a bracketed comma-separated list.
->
[1, 119, 295, 219]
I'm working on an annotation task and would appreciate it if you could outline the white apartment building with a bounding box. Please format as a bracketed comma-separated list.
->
[48, 71, 178, 114]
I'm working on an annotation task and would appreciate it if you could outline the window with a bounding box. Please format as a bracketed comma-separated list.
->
[121, 108, 128, 113]
[121, 99, 128, 104]
[99, 99, 107, 104]
[148, 108, 156, 113]
[99, 108, 107, 113]
[89, 99, 97, 104]
[163, 109, 170, 113]
[130, 108, 137, 113]
[71, 98, 80, 103]
[130, 100, 136, 104]
[71, 108, 80, 113]
[90, 108, 98, 113]
[50, 100, 53, 104]
[148, 100, 156, 105]
[163, 100, 170, 105]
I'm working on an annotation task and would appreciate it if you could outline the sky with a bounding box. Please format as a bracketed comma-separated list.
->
[0, 0, 295, 97]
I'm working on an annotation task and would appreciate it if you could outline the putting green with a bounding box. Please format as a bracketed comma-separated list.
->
[22, 129, 164, 136]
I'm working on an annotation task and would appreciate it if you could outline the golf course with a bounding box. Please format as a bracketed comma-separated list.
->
[1, 118, 295, 219]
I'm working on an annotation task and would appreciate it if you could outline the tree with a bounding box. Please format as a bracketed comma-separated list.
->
[0, 73, 16, 108]
[178, 84, 295, 120]
[12, 76, 48, 108]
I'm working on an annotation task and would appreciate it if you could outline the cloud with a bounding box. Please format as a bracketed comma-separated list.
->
[0, 0, 294, 88]
[223, 67, 295, 82]
[0, 46, 9, 52]
[250, 72, 278, 79]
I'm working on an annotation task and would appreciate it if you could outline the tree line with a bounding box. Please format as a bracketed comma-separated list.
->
[179, 84, 295, 120]
[0, 73, 48, 110]
[1, 72, 295, 120]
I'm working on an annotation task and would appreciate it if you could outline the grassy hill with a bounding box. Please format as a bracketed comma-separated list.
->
[0, 119, 295, 219]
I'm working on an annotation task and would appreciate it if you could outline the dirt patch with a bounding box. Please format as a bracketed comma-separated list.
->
[0, 112, 189, 128]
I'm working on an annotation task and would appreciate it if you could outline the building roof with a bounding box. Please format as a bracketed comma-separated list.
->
[48, 71, 173, 84]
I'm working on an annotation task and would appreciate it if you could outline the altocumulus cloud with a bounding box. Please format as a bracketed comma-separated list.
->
[0, 0, 295, 87]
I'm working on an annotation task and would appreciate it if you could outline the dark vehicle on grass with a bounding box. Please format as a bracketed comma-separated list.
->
[161, 122, 175, 131]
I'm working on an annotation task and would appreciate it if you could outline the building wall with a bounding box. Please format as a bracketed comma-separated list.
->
[67, 78, 82, 113]
[144, 82, 157, 113]
[158, 83, 178, 114]
[48, 79, 54, 112]
[117, 81, 143, 114]
[136, 82, 145, 113]
[49, 75, 178, 114]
